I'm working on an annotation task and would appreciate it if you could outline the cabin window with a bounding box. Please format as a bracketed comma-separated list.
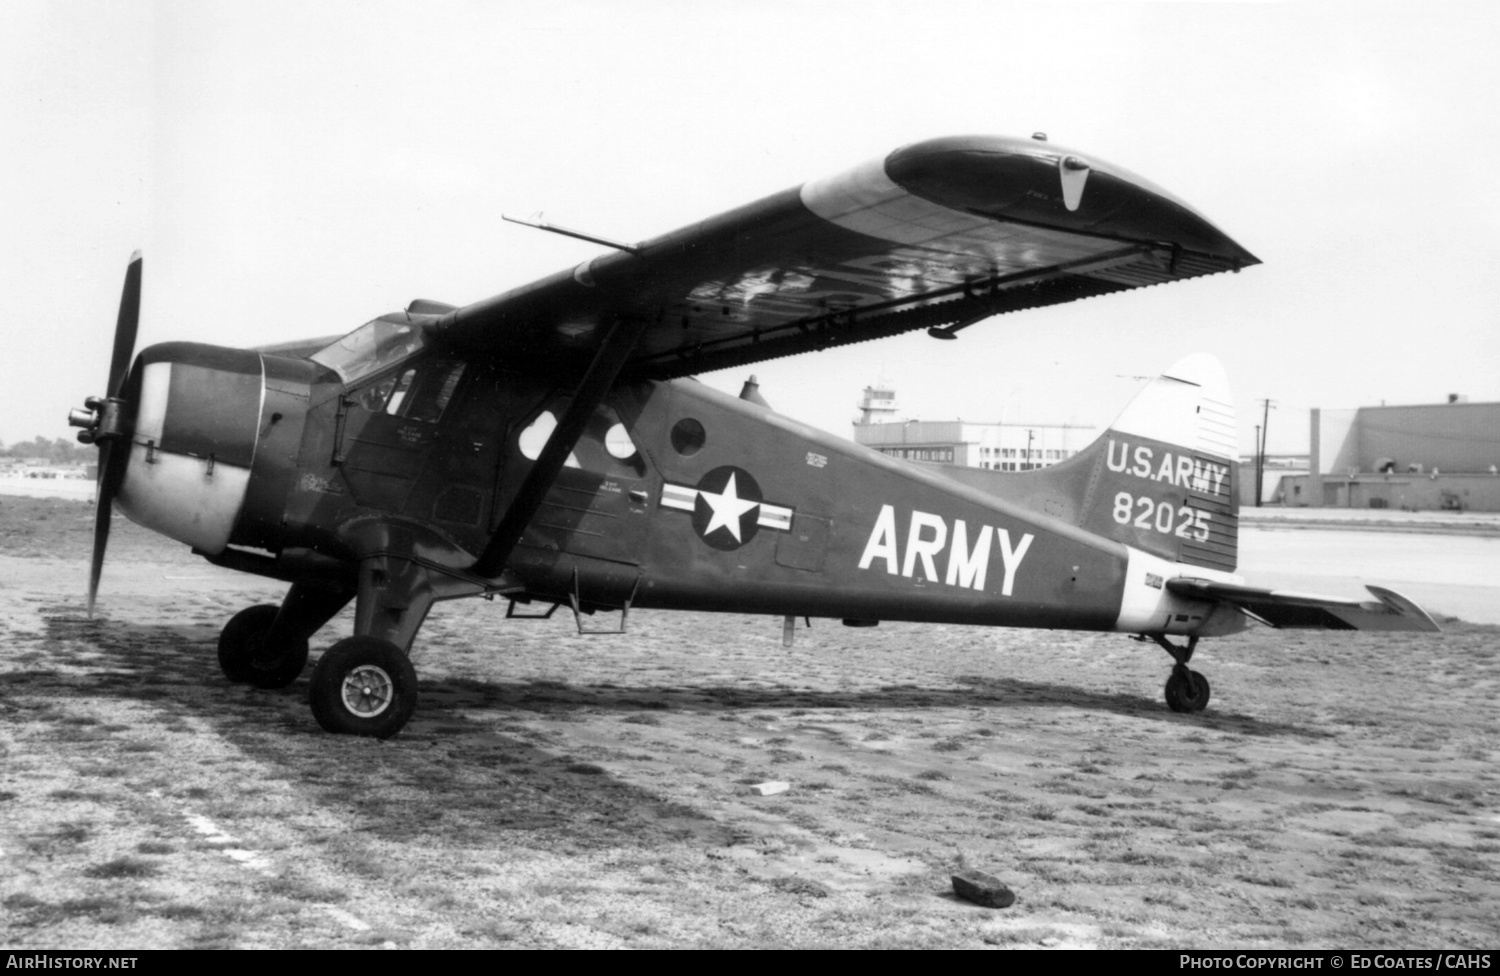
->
[312, 315, 427, 384]
[518, 402, 645, 478]
[352, 360, 465, 422]
[671, 418, 706, 456]
[580, 406, 644, 476]
[391, 361, 465, 422]
[605, 423, 637, 460]
[381, 369, 416, 414]
[355, 371, 404, 412]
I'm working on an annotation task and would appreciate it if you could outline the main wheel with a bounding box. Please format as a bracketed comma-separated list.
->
[218, 605, 310, 689]
[308, 636, 418, 739]
[1164, 667, 1211, 713]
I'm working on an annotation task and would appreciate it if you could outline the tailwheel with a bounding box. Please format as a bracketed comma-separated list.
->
[1164, 665, 1211, 713]
[218, 604, 310, 689]
[308, 636, 418, 739]
[1149, 634, 1210, 714]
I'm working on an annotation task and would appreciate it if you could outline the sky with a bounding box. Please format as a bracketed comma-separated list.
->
[4, 0, 1498, 458]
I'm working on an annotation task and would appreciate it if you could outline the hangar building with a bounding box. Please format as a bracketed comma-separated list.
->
[1286, 398, 1500, 511]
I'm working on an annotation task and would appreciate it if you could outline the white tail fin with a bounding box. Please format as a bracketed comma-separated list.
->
[1075, 354, 1240, 572]
[936, 354, 1239, 572]
[1108, 354, 1237, 462]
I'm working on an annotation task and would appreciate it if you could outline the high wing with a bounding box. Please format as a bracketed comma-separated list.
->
[432, 135, 1260, 379]
[1166, 579, 1441, 632]
[433, 134, 1260, 577]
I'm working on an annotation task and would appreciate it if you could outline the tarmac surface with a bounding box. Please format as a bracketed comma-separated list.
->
[0, 475, 94, 502]
[2, 495, 1495, 947]
[1237, 509, 1500, 626]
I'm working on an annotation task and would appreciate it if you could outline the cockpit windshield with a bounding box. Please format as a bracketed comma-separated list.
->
[310, 314, 428, 385]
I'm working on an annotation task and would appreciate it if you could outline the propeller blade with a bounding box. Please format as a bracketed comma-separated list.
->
[88, 251, 143, 614]
[108, 251, 142, 397]
[86, 441, 116, 616]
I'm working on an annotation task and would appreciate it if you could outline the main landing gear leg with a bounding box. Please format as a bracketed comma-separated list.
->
[308, 554, 484, 739]
[218, 582, 353, 690]
[1152, 634, 1212, 714]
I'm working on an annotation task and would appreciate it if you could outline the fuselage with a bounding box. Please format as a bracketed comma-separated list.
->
[112, 335, 1243, 640]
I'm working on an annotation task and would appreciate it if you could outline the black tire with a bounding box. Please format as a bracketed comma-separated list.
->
[1164, 667, 1211, 713]
[218, 605, 310, 688]
[308, 636, 418, 739]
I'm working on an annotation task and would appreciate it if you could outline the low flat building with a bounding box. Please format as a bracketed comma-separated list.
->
[851, 385, 1097, 470]
[1283, 398, 1500, 511]
[1239, 455, 1310, 508]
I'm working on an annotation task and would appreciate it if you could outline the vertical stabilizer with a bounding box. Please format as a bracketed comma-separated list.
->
[1109, 354, 1237, 461]
[1077, 354, 1240, 572]
[927, 354, 1240, 574]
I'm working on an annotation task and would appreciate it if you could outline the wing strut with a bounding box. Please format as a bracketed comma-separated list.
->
[470, 316, 652, 579]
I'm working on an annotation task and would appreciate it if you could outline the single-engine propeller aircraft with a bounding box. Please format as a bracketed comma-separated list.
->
[69, 134, 1438, 739]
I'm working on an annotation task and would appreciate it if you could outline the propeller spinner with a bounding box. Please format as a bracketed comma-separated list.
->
[67, 252, 142, 615]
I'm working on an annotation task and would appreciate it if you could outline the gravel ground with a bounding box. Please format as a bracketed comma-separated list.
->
[2, 497, 1497, 948]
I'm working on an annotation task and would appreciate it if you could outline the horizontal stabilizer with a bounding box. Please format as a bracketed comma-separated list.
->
[1166, 578, 1440, 633]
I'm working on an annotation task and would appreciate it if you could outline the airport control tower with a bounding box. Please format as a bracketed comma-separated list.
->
[857, 384, 899, 425]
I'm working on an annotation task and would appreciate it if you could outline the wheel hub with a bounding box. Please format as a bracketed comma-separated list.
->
[341, 664, 394, 717]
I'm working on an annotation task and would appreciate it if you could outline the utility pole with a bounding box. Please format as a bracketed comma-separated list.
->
[1255, 399, 1275, 507]
[1026, 429, 1034, 471]
[1254, 425, 1261, 507]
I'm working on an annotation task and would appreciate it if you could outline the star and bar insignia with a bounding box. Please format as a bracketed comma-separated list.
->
[660, 466, 793, 551]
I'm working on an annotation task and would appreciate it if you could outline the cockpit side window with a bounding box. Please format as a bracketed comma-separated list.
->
[391, 362, 465, 423]
[311, 314, 427, 384]
[351, 360, 466, 423]
[382, 369, 417, 415]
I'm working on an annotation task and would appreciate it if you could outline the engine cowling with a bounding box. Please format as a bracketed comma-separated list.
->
[113, 342, 265, 553]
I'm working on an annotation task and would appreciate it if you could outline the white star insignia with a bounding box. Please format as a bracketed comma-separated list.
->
[697, 472, 760, 542]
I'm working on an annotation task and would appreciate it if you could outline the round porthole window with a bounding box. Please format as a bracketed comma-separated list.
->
[670, 418, 706, 456]
[605, 423, 638, 460]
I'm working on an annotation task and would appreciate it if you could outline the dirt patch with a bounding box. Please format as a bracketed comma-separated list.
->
[1, 499, 1497, 947]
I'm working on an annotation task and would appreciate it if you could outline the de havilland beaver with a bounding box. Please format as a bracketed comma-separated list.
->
[68, 134, 1438, 739]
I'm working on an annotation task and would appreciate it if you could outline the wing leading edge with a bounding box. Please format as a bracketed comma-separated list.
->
[433, 135, 1260, 379]
[1166, 579, 1441, 633]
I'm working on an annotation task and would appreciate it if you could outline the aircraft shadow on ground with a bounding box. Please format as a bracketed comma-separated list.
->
[423, 671, 1318, 739]
[32, 611, 1324, 744]
[23, 612, 747, 849]
[14, 610, 1329, 852]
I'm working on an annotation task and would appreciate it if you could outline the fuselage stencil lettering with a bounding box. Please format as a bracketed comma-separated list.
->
[859, 504, 1033, 596]
[1105, 438, 1228, 496]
